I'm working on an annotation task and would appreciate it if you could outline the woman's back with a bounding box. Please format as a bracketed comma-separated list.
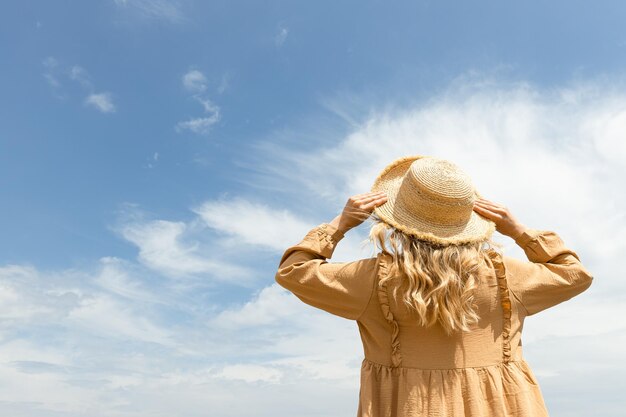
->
[362, 228, 593, 369]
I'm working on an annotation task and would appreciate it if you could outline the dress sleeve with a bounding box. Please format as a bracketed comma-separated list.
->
[504, 228, 594, 316]
[275, 223, 377, 320]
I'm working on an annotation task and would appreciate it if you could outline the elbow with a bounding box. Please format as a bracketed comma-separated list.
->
[274, 259, 304, 290]
[275, 268, 291, 290]
[571, 267, 594, 295]
[275, 270, 285, 287]
[581, 270, 594, 291]
[579, 263, 594, 286]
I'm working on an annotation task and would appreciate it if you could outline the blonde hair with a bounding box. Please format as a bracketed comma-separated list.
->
[367, 214, 501, 335]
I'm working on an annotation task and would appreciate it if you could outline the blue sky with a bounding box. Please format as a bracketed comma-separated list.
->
[1, 1, 626, 416]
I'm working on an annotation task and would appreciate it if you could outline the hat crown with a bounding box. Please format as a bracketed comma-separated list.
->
[396, 158, 476, 227]
[408, 158, 475, 203]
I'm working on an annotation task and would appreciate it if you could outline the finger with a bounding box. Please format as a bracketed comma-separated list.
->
[357, 191, 386, 199]
[353, 191, 386, 199]
[473, 203, 498, 213]
[345, 199, 387, 217]
[474, 200, 506, 213]
[343, 207, 373, 220]
[352, 192, 387, 204]
[473, 204, 489, 214]
[360, 196, 388, 210]
[355, 193, 387, 204]
[474, 206, 499, 218]
[475, 198, 503, 207]
[345, 205, 375, 214]
[473, 205, 503, 220]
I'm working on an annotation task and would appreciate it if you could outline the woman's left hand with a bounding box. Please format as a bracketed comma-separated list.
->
[329, 191, 388, 234]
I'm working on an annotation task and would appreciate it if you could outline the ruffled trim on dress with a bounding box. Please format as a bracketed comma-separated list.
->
[487, 249, 512, 363]
[376, 253, 403, 368]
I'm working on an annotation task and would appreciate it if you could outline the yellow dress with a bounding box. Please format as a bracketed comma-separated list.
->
[275, 223, 593, 417]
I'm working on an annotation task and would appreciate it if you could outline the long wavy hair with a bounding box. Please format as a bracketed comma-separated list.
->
[367, 213, 502, 335]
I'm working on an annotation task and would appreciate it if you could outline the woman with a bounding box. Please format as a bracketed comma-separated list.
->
[275, 155, 593, 416]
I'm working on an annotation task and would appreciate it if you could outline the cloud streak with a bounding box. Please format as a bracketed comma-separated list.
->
[177, 69, 221, 135]
[42, 57, 116, 113]
[85, 93, 116, 113]
[113, 0, 183, 22]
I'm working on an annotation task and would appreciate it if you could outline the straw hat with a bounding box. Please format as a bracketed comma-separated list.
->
[370, 155, 495, 246]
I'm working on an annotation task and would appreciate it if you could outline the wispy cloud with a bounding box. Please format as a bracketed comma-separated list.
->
[175, 115, 219, 134]
[217, 72, 231, 94]
[85, 92, 116, 113]
[112, 0, 183, 23]
[42, 57, 116, 113]
[69, 65, 92, 89]
[117, 217, 253, 282]
[177, 69, 221, 135]
[42, 56, 65, 99]
[182, 69, 207, 93]
[192, 197, 311, 251]
[275, 25, 289, 47]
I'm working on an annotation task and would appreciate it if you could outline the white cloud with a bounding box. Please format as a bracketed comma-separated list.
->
[0, 271, 57, 324]
[42, 58, 116, 112]
[191, 196, 373, 262]
[118, 217, 254, 282]
[178, 69, 221, 135]
[175, 115, 219, 134]
[95, 256, 161, 302]
[214, 363, 283, 384]
[0, 264, 79, 323]
[67, 293, 173, 346]
[581, 104, 626, 163]
[210, 283, 299, 328]
[85, 92, 116, 113]
[182, 69, 207, 93]
[196, 97, 218, 114]
[193, 198, 312, 251]
[176, 97, 220, 135]
[210, 282, 364, 382]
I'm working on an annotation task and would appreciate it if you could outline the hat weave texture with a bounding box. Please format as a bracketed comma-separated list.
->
[370, 155, 495, 246]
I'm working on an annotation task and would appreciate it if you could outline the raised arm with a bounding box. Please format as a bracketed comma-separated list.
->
[473, 197, 593, 316]
[275, 222, 377, 320]
[504, 229, 593, 315]
[275, 191, 388, 320]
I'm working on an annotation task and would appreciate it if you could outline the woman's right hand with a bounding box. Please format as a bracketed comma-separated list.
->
[473, 197, 528, 240]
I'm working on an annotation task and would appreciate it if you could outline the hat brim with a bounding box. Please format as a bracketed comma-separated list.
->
[370, 155, 496, 245]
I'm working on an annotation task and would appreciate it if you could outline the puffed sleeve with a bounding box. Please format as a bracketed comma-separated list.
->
[504, 228, 594, 316]
[275, 223, 377, 320]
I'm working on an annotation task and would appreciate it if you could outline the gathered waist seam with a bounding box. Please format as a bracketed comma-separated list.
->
[362, 357, 527, 371]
